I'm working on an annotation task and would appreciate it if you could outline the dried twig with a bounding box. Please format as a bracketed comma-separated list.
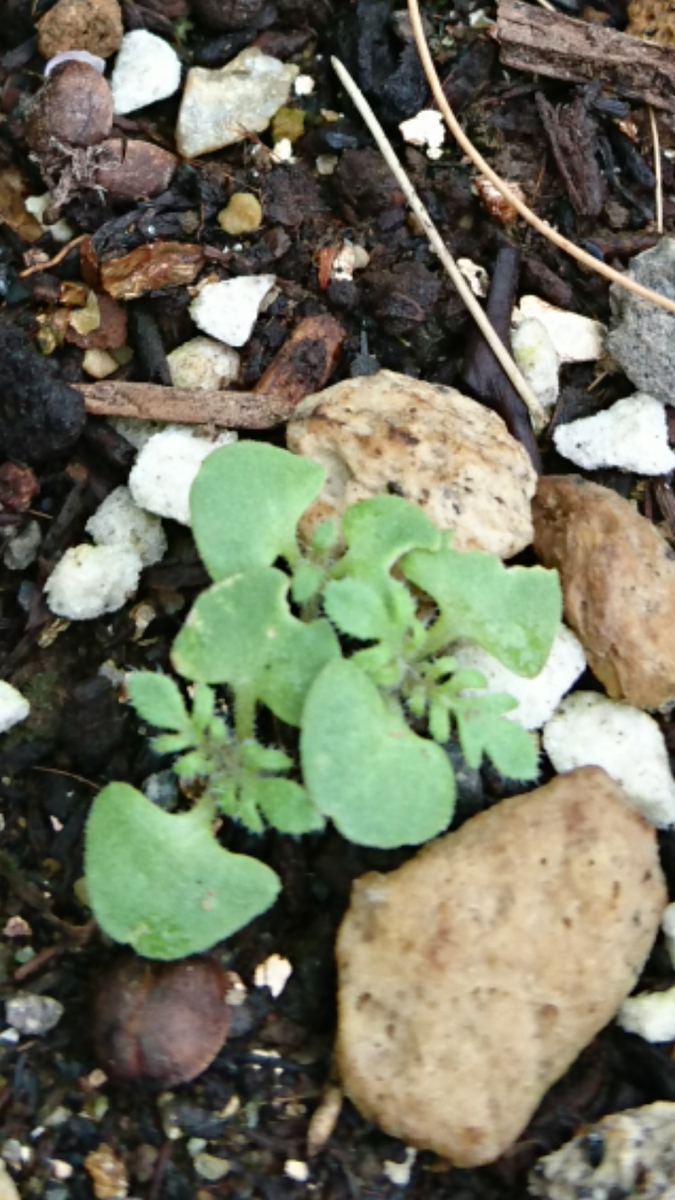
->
[407, 0, 675, 316]
[649, 106, 664, 236]
[75, 381, 298, 427]
[18, 233, 88, 277]
[331, 56, 547, 431]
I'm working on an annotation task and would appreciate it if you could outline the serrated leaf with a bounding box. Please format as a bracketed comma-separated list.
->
[127, 672, 188, 730]
[151, 731, 196, 755]
[301, 660, 455, 847]
[334, 494, 442, 581]
[240, 743, 292, 773]
[190, 441, 325, 581]
[172, 567, 340, 725]
[85, 783, 280, 960]
[402, 547, 561, 677]
[323, 578, 390, 641]
[191, 683, 217, 733]
[245, 777, 325, 835]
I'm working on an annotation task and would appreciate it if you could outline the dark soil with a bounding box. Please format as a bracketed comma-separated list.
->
[3, 1, 675, 1197]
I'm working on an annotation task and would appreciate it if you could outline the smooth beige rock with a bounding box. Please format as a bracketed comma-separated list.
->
[286, 370, 537, 558]
[533, 475, 675, 708]
[336, 767, 666, 1167]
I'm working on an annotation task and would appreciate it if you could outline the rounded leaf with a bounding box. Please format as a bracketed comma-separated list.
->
[85, 783, 280, 959]
[301, 660, 455, 848]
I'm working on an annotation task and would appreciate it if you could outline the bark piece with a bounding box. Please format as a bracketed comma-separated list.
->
[76, 381, 296, 428]
[494, 0, 675, 113]
[533, 475, 675, 708]
[254, 314, 346, 404]
[535, 89, 606, 216]
[100, 242, 204, 301]
[336, 768, 666, 1166]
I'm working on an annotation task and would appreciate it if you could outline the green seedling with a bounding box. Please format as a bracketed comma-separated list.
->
[85, 441, 561, 959]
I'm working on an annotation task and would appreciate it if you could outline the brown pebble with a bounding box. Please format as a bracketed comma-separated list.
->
[0, 463, 39, 512]
[26, 61, 113, 153]
[84, 1143, 128, 1200]
[93, 139, 177, 200]
[92, 956, 232, 1087]
[37, 0, 123, 60]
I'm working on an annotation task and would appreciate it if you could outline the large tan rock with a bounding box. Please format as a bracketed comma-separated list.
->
[335, 768, 666, 1167]
[533, 475, 675, 708]
[286, 370, 537, 558]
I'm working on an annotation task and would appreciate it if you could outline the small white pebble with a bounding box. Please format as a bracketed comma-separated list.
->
[0, 682, 30, 734]
[514, 295, 605, 363]
[189, 276, 276, 348]
[128, 428, 236, 525]
[316, 154, 338, 175]
[82, 348, 119, 379]
[3, 521, 42, 571]
[86, 486, 167, 567]
[284, 1160, 310, 1183]
[662, 904, 675, 969]
[399, 109, 445, 158]
[553, 392, 675, 475]
[271, 137, 295, 163]
[253, 954, 293, 998]
[383, 1148, 417, 1187]
[452, 625, 586, 731]
[543, 691, 675, 828]
[167, 336, 240, 391]
[331, 243, 356, 282]
[45, 544, 142, 620]
[618, 985, 675, 1042]
[457, 258, 489, 298]
[24, 194, 74, 243]
[5, 992, 64, 1036]
[294, 74, 315, 96]
[511, 316, 559, 413]
[111, 30, 181, 116]
[45, 49, 105, 75]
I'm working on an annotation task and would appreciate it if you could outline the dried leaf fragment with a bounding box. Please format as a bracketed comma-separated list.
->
[100, 241, 204, 300]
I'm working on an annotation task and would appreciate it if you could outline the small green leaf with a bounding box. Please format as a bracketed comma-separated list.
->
[174, 750, 210, 778]
[246, 777, 325, 834]
[454, 703, 539, 779]
[334, 494, 442, 582]
[428, 699, 450, 745]
[323, 578, 389, 641]
[85, 784, 280, 959]
[151, 731, 196, 755]
[240, 743, 292, 773]
[301, 660, 455, 847]
[127, 672, 188, 730]
[172, 568, 340, 726]
[190, 683, 217, 733]
[310, 519, 338, 554]
[402, 547, 561, 677]
[190, 442, 325, 581]
[291, 562, 324, 605]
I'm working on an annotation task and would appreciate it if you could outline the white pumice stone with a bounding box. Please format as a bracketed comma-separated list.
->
[111, 30, 181, 116]
[45, 544, 142, 620]
[128, 427, 237, 525]
[452, 624, 586, 731]
[0, 681, 30, 733]
[553, 393, 675, 474]
[513, 295, 606, 363]
[167, 336, 240, 390]
[189, 276, 276, 347]
[617, 985, 675, 1042]
[543, 691, 675, 828]
[510, 316, 559, 413]
[85, 485, 167, 567]
[3, 520, 42, 570]
[399, 109, 445, 158]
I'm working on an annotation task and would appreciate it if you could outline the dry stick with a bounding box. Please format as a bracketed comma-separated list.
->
[331, 56, 547, 430]
[407, 0, 675, 316]
[649, 106, 664, 236]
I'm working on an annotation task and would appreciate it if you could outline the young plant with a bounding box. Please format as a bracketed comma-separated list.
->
[85, 441, 561, 959]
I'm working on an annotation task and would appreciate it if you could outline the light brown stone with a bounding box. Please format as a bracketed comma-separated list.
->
[335, 767, 666, 1167]
[533, 475, 675, 708]
[286, 370, 537, 558]
[37, 0, 123, 60]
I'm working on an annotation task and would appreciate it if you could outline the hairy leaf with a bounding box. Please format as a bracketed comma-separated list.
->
[244, 777, 325, 835]
[301, 660, 455, 847]
[453, 699, 539, 780]
[172, 567, 340, 725]
[85, 784, 280, 959]
[402, 547, 561, 677]
[127, 672, 188, 731]
[190, 441, 325, 581]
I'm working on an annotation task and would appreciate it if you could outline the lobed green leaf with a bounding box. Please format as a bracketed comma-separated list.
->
[127, 672, 189, 731]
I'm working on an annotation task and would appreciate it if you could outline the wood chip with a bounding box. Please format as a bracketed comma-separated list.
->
[100, 241, 204, 300]
[76, 381, 297, 428]
[494, 0, 675, 113]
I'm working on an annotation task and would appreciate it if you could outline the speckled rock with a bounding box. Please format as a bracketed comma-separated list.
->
[37, 0, 123, 59]
[608, 239, 675, 404]
[286, 370, 537, 558]
[533, 475, 675, 708]
[336, 768, 666, 1167]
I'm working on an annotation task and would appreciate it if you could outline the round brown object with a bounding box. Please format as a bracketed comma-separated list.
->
[26, 61, 113, 152]
[93, 139, 177, 200]
[37, 0, 123, 60]
[92, 955, 232, 1087]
